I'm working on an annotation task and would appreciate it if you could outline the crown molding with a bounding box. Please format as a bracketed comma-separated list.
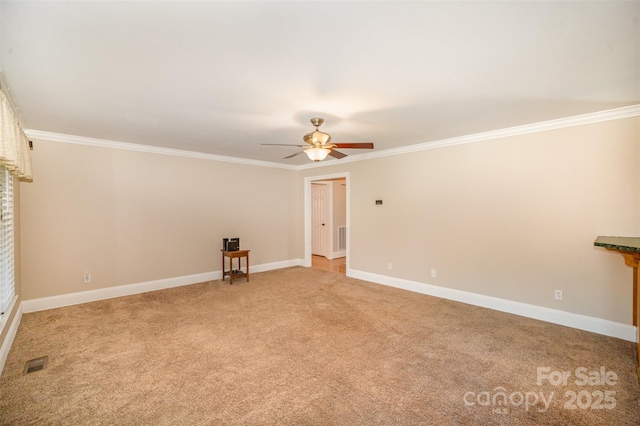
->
[24, 130, 298, 170]
[298, 104, 640, 169]
[26, 105, 639, 171]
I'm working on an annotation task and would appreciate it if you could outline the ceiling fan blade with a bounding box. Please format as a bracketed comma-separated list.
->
[333, 143, 374, 149]
[328, 149, 347, 159]
[261, 143, 306, 147]
[284, 151, 304, 159]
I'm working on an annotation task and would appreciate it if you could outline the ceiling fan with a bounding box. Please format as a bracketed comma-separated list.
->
[262, 118, 374, 161]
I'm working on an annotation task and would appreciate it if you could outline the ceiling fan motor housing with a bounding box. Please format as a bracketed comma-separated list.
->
[304, 130, 331, 147]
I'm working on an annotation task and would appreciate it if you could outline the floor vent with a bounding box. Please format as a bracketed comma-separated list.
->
[24, 356, 48, 374]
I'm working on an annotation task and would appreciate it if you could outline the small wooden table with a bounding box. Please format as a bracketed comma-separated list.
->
[594, 236, 640, 383]
[221, 250, 250, 284]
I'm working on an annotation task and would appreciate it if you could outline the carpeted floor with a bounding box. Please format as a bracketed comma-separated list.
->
[1, 267, 639, 425]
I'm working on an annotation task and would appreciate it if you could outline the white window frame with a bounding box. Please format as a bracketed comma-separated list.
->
[0, 165, 15, 317]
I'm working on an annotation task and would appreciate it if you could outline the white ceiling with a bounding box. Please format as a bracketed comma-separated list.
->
[1, 1, 639, 165]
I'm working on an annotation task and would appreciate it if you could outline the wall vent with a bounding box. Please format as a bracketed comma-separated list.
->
[338, 226, 346, 251]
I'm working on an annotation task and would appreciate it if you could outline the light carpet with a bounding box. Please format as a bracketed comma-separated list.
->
[1, 267, 639, 425]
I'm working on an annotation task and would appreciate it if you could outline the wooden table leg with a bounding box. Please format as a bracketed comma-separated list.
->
[230, 255, 234, 285]
[635, 264, 639, 382]
[634, 266, 638, 327]
[246, 252, 250, 282]
[618, 252, 640, 384]
[632, 263, 640, 383]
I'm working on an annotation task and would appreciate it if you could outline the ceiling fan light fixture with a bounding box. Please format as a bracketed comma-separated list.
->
[304, 147, 331, 162]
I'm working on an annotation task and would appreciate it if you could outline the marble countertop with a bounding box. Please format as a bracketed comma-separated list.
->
[594, 236, 640, 252]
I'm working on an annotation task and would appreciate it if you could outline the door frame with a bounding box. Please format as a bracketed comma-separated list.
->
[304, 172, 350, 271]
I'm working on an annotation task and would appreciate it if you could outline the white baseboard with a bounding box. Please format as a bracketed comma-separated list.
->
[0, 298, 22, 374]
[347, 268, 636, 343]
[250, 258, 304, 273]
[19, 260, 634, 342]
[22, 258, 305, 313]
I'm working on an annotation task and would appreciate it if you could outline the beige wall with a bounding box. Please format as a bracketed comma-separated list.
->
[20, 140, 300, 300]
[16, 116, 640, 326]
[299, 117, 639, 324]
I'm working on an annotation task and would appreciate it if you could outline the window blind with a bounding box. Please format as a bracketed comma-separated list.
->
[0, 165, 14, 315]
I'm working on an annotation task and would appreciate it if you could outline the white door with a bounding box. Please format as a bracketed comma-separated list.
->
[311, 183, 329, 257]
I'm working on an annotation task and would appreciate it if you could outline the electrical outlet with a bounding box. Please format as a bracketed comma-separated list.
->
[387, 263, 392, 270]
[431, 269, 437, 278]
[554, 290, 563, 300]
[83, 273, 91, 284]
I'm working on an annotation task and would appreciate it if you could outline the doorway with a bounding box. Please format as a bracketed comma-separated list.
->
[304, 172, 349, 275]
[311, 255, 347, 274]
